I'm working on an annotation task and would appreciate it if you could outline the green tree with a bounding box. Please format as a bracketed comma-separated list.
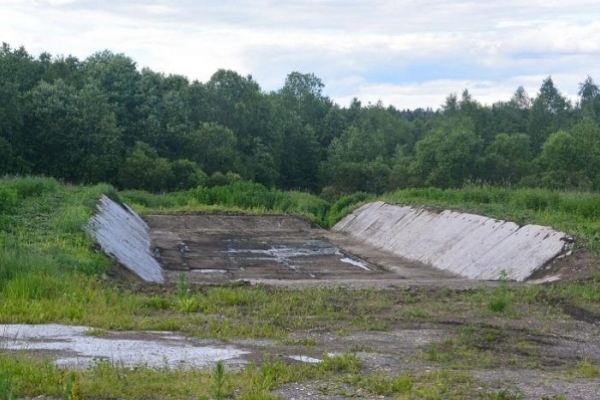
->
[411, 119, 482, 188]
[75, 84, 123, 183]
[388, 147, 416, 190]
[0, 43, 43, 167]
[83, 50, 142, 146]
[249, 137, 279, 187]
[118, 142, 174, 192]
[487, 87, 531, 148]
[536, 119, 600, 190]
[274, 113, 321, 191]
[536, 130, 581, 189]
[459, 89, 494, 145]
[180, 123, 241, 175]
[39, 53, 83, 88]
[528, 77, 572, 153]
[442, 93, 459, 115]
[578, 76, 600, 121]
[320, 125, 392, 194]
[482, 133, 531, 184]
[170, 159, 207, 191]
[278, 72, 333, 149]
[22, 79, 82, 180]
[137, 69, 194, 158]
[0, 137, 14, 174]
[205, 69, 271, 155]
[21, 80, 123, 183]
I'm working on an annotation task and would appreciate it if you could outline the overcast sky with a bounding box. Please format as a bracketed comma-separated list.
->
[2, 0, 599, 109]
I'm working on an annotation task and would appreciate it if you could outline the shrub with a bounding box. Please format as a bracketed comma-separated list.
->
[328, 192, 372, 227]
[0, 187, 18, 213]
[1, 176, 61, 199]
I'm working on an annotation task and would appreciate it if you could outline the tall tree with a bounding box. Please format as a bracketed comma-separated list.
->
[75, 84, 123, 183]
[578, 76, 600, 120]
[83, 51, 142, 146]
[179, 123, 241, 175]
[528, 77, 572, 153]
[482, 133, 531, 184]
[22, 80, 82, 180]
[279, 72, 333, 147]
[410, 117, 482, 188]
[0, 43, 41, 166]
[21, 79, 123, 183]
[205, 69, 271, 155]
[118, 142, 173, 192]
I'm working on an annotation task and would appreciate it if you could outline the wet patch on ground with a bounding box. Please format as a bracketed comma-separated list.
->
[0, 324, 248, 369]
[3, 317, 600, 399]
[145, 214, 470, 287]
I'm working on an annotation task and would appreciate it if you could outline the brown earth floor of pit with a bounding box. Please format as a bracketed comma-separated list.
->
[145, 214, 484, 288]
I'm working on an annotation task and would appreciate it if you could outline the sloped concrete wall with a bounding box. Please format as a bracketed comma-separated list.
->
[333, 201, 573, 281]
[86, 195, 164, 283]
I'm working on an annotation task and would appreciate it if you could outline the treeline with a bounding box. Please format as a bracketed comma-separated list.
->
[2, 42, 600, 196]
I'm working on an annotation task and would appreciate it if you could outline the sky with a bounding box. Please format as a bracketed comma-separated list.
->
[1, 0, 600, 110]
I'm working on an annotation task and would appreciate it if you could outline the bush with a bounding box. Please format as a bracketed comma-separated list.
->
[509, 189, 560, 212]
[328, 192, 373, 227]
[0, 187, 18, 213]
[120, 190, 179, 209]
[207, 172, 243, 188]
[169, 159, 207, 191]
[0, 176, 61, 199]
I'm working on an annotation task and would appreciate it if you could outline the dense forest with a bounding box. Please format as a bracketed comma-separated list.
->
[2, 42, 600, 198]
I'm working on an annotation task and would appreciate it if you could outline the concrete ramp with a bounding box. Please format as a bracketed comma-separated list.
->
[86, 195, 164, 283]
[332, 201, 573, 281]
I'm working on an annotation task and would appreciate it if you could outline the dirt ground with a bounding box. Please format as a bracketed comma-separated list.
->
[7, 213, 598, 399]
[146, 213, 489, 289]
[140, 213, 600, 399]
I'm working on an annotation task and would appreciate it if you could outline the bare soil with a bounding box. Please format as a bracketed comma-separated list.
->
[138, 213, 600, 399]
[146, 214, 486, 289]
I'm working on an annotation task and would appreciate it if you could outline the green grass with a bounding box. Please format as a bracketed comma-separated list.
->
[344, 369, 521, 399]
[0, 350, 361, 400]
[2, 177, 600, 398]
[121, 181, 331, 225]
[571, 359, 600, 379]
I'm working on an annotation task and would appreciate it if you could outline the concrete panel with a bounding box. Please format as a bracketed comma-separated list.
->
[86, 195, 164, 283]
[333, 202, 573, 281]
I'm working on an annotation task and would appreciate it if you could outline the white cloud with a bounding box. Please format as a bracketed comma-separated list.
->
[0, 0, 598, 109]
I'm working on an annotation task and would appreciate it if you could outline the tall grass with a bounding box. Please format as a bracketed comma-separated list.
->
[121, 181, 330, 225]
[0, 177, 113, 291]
[326, 192, 374, 227]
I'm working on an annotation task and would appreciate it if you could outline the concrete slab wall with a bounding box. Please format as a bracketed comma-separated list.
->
[332, 201, 573, 281]
[86, 195, 164, 283]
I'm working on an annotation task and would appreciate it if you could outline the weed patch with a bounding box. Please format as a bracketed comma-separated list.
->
[571, 359, 600, 379]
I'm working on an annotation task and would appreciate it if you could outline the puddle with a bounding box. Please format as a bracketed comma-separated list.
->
[340, 257, 370, 271]
[147, 214, 394, 283]
[0, 324, 249, 369]
[287, 353, 338, 364]
[226, 239, 368, 273]
[289, 355, 323, 363]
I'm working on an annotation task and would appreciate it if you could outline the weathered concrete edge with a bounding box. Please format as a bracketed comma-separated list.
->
[86, 195, 164, 283]
[332, 201, 574, 282]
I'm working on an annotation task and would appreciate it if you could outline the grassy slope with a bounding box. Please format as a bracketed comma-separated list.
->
[1, 177, 600, 399]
